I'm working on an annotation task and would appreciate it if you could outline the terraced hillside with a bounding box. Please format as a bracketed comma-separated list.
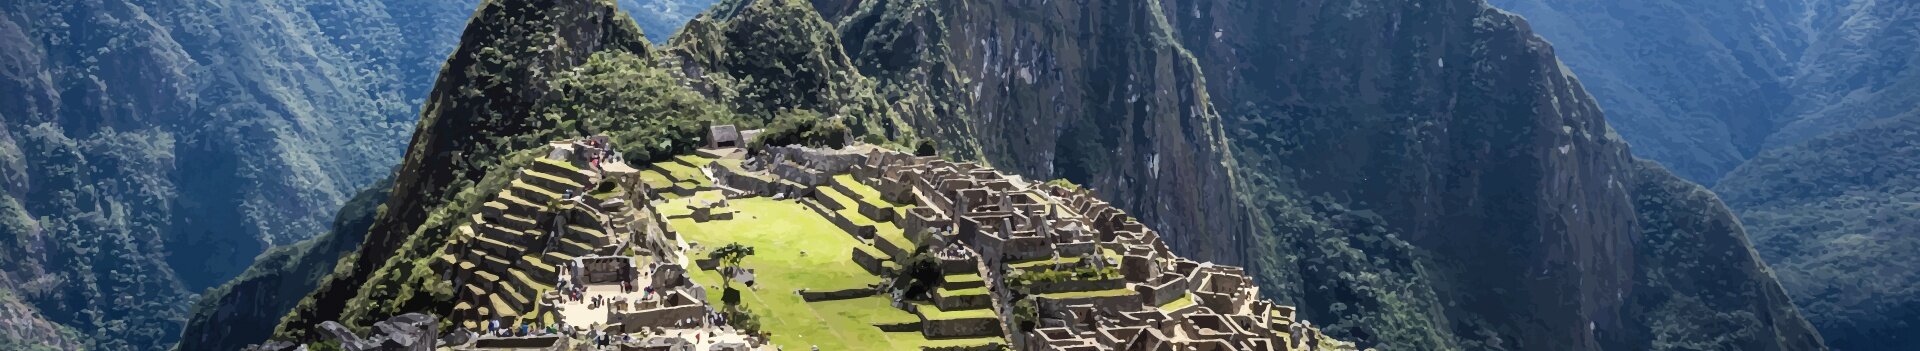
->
[621, 144, 1360, 350]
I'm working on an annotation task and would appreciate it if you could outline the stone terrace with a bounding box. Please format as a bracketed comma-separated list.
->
[640, 142, 1361, 351]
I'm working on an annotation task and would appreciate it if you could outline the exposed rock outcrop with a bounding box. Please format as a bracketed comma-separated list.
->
[834, 0, 1249, 266]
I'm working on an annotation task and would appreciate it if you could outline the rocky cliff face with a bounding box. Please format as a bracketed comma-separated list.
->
[832, 0, 1249, 265]
[1495, 1, 1920, 349]
[0, 0, 472, 349]
[1148, 0, 1820, 349]
[1486, 0, 1804, 184]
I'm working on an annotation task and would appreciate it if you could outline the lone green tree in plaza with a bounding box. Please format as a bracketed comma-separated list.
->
[709, 242, 755, 307]
[709, 243, 755, 287]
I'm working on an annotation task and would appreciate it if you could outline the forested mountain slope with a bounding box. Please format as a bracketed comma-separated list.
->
[1771, 0, 1920, 149]
[207, 0, 1827, 350]
[1485, 0, 1805, 184]
[617, 0, 723, 43]
[1718, 114, 1920, 351]
[0, 0, 473, 349]
[1147, 0, 1821, 349]
[1494, 1, 1920, 349]
[265, 0, 657, 338]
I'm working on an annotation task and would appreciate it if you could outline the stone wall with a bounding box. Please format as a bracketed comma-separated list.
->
[901, 208, 951, 242]
[922, 343, 1004, 351]
[934, 290, 993, 310]
[712, 165, 773, 196]
[574, 256, 634, 284]
[816, 203, 877, 240]
[938, 255, 978, 274]
[469, 336, 566, 350]
[605, 304, 705, 333]
[769, 146, 865, 174]
[1137, 277, 1189, 307]
[920, 317, 1001, 339]
[855, 199, 895, 222]
[852, 246, 887, 275]
[875, 232, 911, 259]
[799, 287, 877, 302]
[1038, 293, 1144, 315]
[1055, 241, 1096, 257]
[771, 162, 828, 186]
[1121, 255, 1158, 283]
[991, 235, 1054, 262]
[1024, 278, 1126, 295]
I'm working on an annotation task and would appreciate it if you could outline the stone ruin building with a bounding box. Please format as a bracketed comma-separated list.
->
[266, 136, 1354, 351]
[429, 137, 648, 330]
[701, 144, 1360, 350]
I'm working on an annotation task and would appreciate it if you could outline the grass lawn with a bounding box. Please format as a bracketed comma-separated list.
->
[673, 154, 716, 168]
[638, 170, 674, 190]
[654, 191, 727, 217]
[650, 161, 709, 186]
[910, 301, 997, 320]
[944, 273, 983, 285]
[1009, 256, 1081, 269]
[937, 286, 988, 296]
[822, 199, 912, 253]
[833, 174, 908, 208]
[1158, 293, 1195, 312]
[674, 197, 972, 349]
[1038, 288, 1136, 299]
[817, 187, 861, 210]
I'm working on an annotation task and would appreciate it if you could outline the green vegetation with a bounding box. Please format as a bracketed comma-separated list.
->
[1715, 116, 1920, 350]
[1036, 289, 1134, 299]
[176, 178, 394, 351]
[672, 198, 883, 290]
[271, 0, 678, 337]
[909, 302, 997, 320]
[671, 0, 892, 133]
[1158, 293, 1196, 312]
[1630, 160, 1828, 350]
[1007, 266, 1118, 289]
[709, 243, 758, 291]
[672, 198, 983, 349]
[937, 286, 988, 296]
[749, 108, 851, 150]
[1, 0, 480, 347]
[1045, 178, 1085, 193]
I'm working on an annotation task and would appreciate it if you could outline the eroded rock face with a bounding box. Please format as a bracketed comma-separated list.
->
[837, 0, 1249, 266]
[1152, 0, 1821, 349]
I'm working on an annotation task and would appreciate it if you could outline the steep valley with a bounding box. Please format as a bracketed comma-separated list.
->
[1493, 0, 1920, 349]
[0, 0, 475, 348]
[178, 0, 1834, 351]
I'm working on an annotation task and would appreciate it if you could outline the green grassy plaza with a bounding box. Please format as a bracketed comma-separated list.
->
[665, 197, 1003, 349]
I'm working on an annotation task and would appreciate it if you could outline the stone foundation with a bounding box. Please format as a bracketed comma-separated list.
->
[799, 287, 876, 302]
[1024, 278, 1126, 295]
[920, 317, 1000, 339]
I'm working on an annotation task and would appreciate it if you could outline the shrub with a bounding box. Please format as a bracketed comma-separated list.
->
[749, 109, 849, 150]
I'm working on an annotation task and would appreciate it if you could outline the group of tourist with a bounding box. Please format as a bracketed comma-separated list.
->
[583, 328, 635, 349]
[480, 318, 567, 338]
